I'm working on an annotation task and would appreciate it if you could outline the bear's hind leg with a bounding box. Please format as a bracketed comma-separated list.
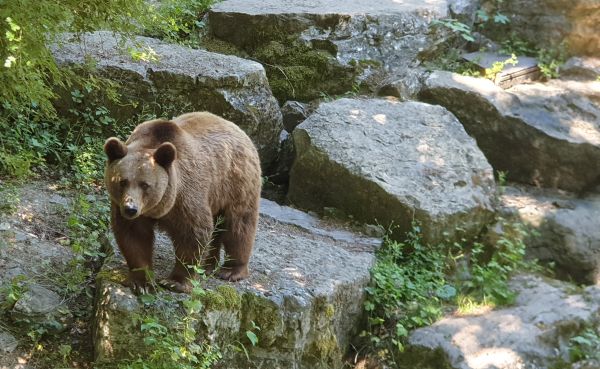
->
[219, 207, 259, 281]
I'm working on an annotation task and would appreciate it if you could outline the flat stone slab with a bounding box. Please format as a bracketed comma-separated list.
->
[207, 0, 449, 101]
[500, 185, 600, 284]
[288, 98, 496, 243]
[420, 71, 600, 192]
[51, 31, 283, 169]
[406, 274, 600, 369]
[210, 0, 447, 16]
[94, 199, 380, 368]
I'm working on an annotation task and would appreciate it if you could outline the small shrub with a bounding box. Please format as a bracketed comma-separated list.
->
[116, 269, 223, 369]
[569, 328, 600, 363]
[363, 224, 452, 358]
[363, 219, 541, 364]
[145, 0, 216, 47]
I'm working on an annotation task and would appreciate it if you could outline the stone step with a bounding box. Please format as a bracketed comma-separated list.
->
[420, 71, 600, 193]
[93, 199, 381, 368]
[287, 97, 496, 244]
[206, 0, 449, 102]
[500, 184, 600, 284]
[404, 274, 600, 369]
[51, 31, 283, 170]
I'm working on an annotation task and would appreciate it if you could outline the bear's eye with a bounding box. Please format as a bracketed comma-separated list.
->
[139, 182, 150, 191]
[119, 179, 128, 188]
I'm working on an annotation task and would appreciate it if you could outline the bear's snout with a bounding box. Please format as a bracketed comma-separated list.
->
[121, 197, 141, 219]
[123, 203, 139, 218]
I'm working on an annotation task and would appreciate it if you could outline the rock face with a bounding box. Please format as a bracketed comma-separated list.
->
[281, 101, 311, 133]
[500, 185, 600, 284]
[561, 57, 600, 81]
[481, 0, 600, 56]
[51, 31, 283, 170]
[288, 98, 496, 243]
[12, 284, 72, 333]
[405, 274, 600, 369]
[377, 68, 429, 101]
[94, 198, 380, 368]
[0, 329, 18, 354]
[421, 71, 600, 193]
[0, 182, 78, 368]
[207, 0, 449, 102]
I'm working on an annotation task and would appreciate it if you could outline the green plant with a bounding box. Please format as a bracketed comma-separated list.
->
[0, 181, 20, 214]
[0, 0, 152, 118]
[245, 321, 260, 347]
[144, 0, 216, 47]
[0, 275, 28, 311]
[363, 224, 452, 359]
[432, 19, 474, 42]
[458, 219, 538, 306]
[117, 267, 223, 369]
[569, 328, 600, 362]
[484, 54, 518, 81]
[363, 218, 541, 364]
[537, 45, 568, 79]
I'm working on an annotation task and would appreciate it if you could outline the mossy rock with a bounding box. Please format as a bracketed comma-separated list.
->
[207, 0, 450, 102]
[93, 200, 381, 368]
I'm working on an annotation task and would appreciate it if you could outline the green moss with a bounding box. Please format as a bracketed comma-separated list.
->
[241, 294, 281, 347]
[393, 346, 454, 369]
[201, 37, 244, 57]
[202, 285, 242, 311]
[97, 268, 128, 285]
[251, 38, 356, 103]
[349, 59, 382, 68]
[304, 328, 342, 367]
[325, 304, 335, 319]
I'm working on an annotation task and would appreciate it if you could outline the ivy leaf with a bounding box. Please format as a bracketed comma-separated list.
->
[494, 13, 510, 24]
[436, 284, 457, 300]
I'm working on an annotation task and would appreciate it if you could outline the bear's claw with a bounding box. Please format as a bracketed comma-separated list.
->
[159, 278, 192, 294]
[218, 266, 249, 281]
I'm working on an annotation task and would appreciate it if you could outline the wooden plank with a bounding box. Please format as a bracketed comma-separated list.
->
[462, 51, 541, 88]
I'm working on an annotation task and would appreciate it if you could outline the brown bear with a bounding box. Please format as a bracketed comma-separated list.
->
[104, 112, 262, 293]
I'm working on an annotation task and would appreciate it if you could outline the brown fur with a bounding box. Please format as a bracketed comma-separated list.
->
[104, 112, 262, 293]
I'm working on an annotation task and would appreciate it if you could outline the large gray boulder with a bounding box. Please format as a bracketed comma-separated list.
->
[421, 71, 600, 193]
[500, 185, 600, 284]
[207, 0, 449, 102]
[288, 98, 496, 243]
[51, 31, 283, 170]
[404, 274, 600, 369]
[94, 199, 380, 368]
[480, 0, 600, 56]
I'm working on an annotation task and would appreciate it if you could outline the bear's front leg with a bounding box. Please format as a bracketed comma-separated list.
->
[111, 202, 156, 294]
[164, 219, 214, 293]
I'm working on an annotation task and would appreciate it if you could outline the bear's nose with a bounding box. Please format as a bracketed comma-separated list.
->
[124, 204, 138, 217]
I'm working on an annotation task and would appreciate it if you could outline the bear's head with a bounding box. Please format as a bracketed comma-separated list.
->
[104, 138, 176, 219]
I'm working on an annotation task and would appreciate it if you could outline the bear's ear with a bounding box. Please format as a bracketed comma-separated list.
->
[104, 137, 127, 162]
[153, 142, 177, 168]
